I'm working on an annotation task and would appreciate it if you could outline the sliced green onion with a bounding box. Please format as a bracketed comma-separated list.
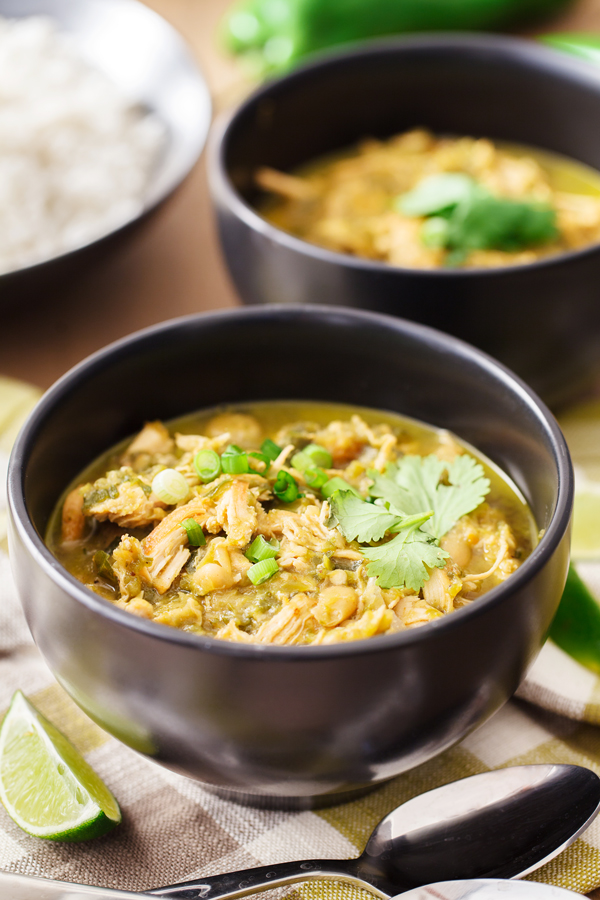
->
[273, 470, 299, 503]
[261, 438, 282, 461]
[180, 518, 206, 546]
[291, 451, 312, 472]
[246, 535, 280, 563]
[248, 558, 279, 585]
[193, 449, 221, 482]
[304, 466, 329, 490]
[303, 443, 333, 468]
[248, 451, 271, 474]
[151, 468, 190, 504]
[289, 452, 329, 491]
[321, 477, 361, 499]
[221, 446, 250, 474]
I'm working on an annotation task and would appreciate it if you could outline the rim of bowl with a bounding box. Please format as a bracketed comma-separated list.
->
[0, 0, 211, 281]
[210, 32, 600, 279]
[8, 305, 574, 660]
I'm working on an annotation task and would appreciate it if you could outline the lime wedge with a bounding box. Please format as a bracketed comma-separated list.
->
[559, 400, 600, 560]
[0, 691, 121, 841]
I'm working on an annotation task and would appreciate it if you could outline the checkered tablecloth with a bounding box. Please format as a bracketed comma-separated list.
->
[2, 376, 600, 897]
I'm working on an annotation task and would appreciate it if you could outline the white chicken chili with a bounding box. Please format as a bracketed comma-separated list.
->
[47, 402, 536, 645]
[257, 129, 600, 270]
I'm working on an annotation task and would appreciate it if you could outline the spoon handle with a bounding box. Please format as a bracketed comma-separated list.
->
[145, 858, 387, 900]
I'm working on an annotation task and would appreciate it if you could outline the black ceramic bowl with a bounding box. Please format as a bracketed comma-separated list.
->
[7, 307, 572, 808]
[0, 0, 211, 307]
[210, 34, 600, 405]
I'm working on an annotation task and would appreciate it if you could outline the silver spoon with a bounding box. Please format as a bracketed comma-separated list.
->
[148, 765, 600, 900]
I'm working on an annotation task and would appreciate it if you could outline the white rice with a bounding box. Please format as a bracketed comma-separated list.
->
[0, 15, 166, 274]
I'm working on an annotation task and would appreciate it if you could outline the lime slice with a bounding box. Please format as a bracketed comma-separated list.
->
[559, 400, 600, 560]
[0, 691, 121, 841]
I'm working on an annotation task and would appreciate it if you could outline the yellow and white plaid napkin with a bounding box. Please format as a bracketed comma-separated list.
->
[2, 376, 600, 896]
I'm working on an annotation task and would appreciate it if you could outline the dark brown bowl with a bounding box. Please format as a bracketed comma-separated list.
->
[209, 34, 600, 406]
[7, 306, 572, 808]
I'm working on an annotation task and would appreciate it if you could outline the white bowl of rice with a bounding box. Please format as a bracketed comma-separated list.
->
[0, 0, 210, 295]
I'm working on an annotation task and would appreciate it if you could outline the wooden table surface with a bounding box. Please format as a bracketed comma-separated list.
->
[2, 0, 600, 390]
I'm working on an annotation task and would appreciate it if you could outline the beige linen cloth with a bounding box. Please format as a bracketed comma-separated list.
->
[3, 376, 600, 896]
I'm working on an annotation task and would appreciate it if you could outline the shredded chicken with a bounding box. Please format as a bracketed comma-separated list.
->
[142, 497, 211, 594]
[213, 480, 257, 547]
[85, 480, 166, 529]
[422, 567, 455, 614]
[270, 445, 295, 473]
[256, 166, 318, 200]
[125, 421, 174, 458]
[51, 405, 533, 645]
[61, 488, 85, 542]
[255, 594, 317, 644]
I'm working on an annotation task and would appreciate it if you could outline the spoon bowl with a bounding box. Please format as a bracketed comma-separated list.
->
[150, 765, 600, 899]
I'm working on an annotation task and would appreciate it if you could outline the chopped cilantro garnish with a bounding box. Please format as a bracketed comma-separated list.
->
[329, 453, 491, 591]
[396, 173, 477, 217]
[329, 491, 405, 543]
[370, 454, 491, 540]
[362, 529, 449, 592]
[397, 173, 558, 265]
[447, 193, 558, 253]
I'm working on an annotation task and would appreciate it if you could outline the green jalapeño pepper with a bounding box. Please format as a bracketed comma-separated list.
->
[549, 565, 600, 675]
[224, 0, 573, 75]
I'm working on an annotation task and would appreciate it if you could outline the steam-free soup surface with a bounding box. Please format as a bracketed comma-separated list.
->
[256, 129, 600, 269]
[47, 402, 536, 645]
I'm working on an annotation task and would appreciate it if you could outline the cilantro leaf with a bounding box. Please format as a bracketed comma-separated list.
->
[398, 173, 558, 265]
[447, 194, 558, 253]
[329, 491, 400, 543]
[328, 453, 489, 592]
[369, 456, 445, 517]
[397, 173, 478, 217]
[369, 453, 490, 540]
[368, 465, 413, 514]
[428, 454, 491, 538]
[362, 530, 449, 591]
[329, 489, 445, 591]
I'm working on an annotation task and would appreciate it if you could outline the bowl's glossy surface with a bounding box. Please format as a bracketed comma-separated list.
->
[7, 307, 572, 807]
[210, 34, 600, 405]
[0, 0, 210, 305]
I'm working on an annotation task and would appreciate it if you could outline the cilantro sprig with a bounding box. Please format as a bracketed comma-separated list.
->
[397, 173, 558, 266]
[329, 453, 491, 591]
